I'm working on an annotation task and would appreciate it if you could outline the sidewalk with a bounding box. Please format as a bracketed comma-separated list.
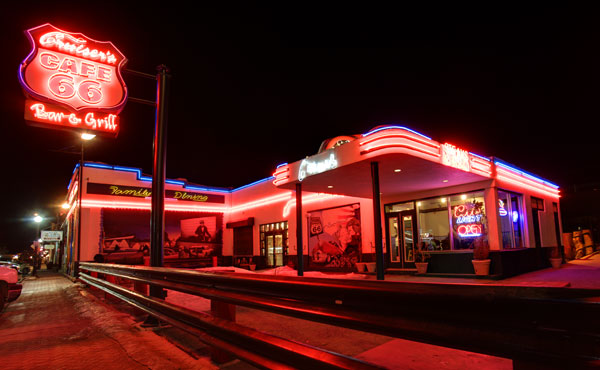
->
[378, 252, 600, 288]
[0, 271, 216, 370]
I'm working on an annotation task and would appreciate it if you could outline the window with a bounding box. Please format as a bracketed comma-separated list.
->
[531, 197, 544, 247]
[385, 202, 415, 213]
[449, 191, 487, 250]
[531, 197, 545, 211]
[498, 190, 525, 249]
[416, 197, 451, 250]
[552, 202, 561, 248]
[260, 221, 288, 267]
[390, 190, 488, 252]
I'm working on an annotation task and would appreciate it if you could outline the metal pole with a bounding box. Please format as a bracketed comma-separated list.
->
[371, 162, 385, 280]
[149, 65, 170, 299]
[296, 183, 304, 276]
[75, 141, 83, 277]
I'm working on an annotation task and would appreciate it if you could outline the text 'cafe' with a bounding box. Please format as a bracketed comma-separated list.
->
[62, 126, 562, 277]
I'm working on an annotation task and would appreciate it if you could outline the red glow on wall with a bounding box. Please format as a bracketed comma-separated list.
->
[19, 24, 127, 115]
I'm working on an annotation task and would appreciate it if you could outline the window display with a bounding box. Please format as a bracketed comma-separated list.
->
[449, 192, 487, 250]
[416, 198, 451, 250]
[498, 190, 524, 249]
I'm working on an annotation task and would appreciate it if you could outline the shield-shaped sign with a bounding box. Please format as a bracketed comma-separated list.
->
[19, 23, 128, 114]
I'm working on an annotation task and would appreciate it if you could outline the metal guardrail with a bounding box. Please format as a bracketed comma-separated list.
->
[78, 262, 600, 369]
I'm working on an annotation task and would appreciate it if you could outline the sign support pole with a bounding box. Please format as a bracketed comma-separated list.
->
[75, 142, 84, 277]
[149, 65, 170, 299]
[371, 161, 385, 280]
[296, 183, 304, 276]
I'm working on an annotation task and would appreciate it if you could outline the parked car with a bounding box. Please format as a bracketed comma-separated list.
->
[1, 265, 22, 310]
[0, 261, 19, 272]
[0, 261, 31, 275]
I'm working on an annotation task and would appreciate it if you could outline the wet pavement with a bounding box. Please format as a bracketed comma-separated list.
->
[0, 270, 216, 370]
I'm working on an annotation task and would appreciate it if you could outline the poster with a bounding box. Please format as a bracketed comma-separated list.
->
[308, 203, 361, 271]
[101, 209, 222, 259]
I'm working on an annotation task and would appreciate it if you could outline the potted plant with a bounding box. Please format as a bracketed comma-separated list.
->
[549, 246, 562, 269]
[472, 237, 491, 276]
[414, 243, 430, 274]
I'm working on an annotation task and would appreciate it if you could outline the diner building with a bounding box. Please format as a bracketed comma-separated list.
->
[62, 126, 562, 278]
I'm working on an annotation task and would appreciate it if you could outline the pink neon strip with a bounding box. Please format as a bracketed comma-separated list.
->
[497, 167, 560, 193]
[359, 132, 440, 150]
[496, 169, 560, 198]
[273, 178, 289, 186]
[230, 193, 292, 213]
[82, 200, 227, 212]
[282, 193, 344, 217]
[273, 167, 289, 177]
[360, 142, 441, 158]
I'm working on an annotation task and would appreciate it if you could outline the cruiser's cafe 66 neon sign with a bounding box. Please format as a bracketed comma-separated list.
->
[19, 24, 127, 136]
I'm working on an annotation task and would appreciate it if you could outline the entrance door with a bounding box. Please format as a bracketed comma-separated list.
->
[386, 210, 417, 268]
[266, 234, 284, 267]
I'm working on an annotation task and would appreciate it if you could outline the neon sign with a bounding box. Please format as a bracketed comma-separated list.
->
[453, 202, 484, 238]
[86, 183, 225, 203]
[19, 24, 127, 137]
[498, 199, 508, 216]
[25, 101, 119, 134]
[298, 153, 338, 181]
[441, 143, 470, 172]
[457, 224, 482, 237]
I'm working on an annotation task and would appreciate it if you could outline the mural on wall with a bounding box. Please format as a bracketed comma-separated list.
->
[101, 209, 222, 259]
[308, 203, 361, 271]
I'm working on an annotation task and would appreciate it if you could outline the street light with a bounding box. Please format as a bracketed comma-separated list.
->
[74, 132, 95, 276]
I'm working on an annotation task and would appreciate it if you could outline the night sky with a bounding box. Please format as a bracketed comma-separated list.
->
[1, 4, 598, 252]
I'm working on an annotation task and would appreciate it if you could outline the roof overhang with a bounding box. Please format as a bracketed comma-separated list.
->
[273, 127, 494, 198]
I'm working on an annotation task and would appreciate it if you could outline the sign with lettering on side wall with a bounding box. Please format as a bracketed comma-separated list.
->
[86, 183, 226, 203]
[19, 23, 128, 137]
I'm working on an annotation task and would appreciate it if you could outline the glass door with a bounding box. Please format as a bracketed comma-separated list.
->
[386, 210, 417, 268]
[401, 212, 416, 267]
[387, 216, 401, 263]
[274, 234, 283, 266]
[266, 235, 274, 267]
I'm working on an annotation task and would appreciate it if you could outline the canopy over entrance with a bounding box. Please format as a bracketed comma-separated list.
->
[273, 126, 494, 198]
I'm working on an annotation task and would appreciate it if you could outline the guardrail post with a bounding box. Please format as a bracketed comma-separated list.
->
[210, 299, 236, 364]
[133, 258, 150, 296]
[104, 274, 119, 302]
[88, 271, 99, 293]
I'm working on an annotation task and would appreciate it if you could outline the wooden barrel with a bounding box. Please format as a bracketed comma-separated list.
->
[581, 229, 595, 254]
[572, 231, 585, 258]
[562, 233, 573, 260]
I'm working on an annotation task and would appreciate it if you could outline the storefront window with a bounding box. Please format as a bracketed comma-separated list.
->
[416, 198, 450, 251]
[449, 191, 487, 250]
[498, 190, 524, 249]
